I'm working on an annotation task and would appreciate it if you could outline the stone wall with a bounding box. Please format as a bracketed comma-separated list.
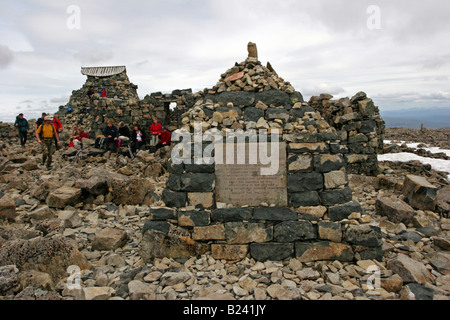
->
[309, 92, 385, 176]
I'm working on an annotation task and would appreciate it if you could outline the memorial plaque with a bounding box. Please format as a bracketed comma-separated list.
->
[215, 142, 287, 206]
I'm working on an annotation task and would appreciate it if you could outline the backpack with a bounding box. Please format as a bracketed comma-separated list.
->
[37, 123, 56, 139]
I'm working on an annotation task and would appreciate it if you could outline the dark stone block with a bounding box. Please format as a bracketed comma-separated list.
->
[289, 106, 315, 119]
[316, 131, 340, 141]
[243, 107, 264, 122]
[344, 225, 382, 247]
[167, 174, 182, 191]
[184, 164, 215, 173]
[391, 232, 423, 244]
[253, 207, 297, 221]
[148, 207, 176, 220]
[289, 91, 304, 104]
[356, 247, 383, 262]
[274, 221, 316, 242]
[142, 220, 170, 235]
[359, 120, 376, 134]
[250, 243, 294, 262]
[287, 173, 323, 192]
[320, 187, 353, 206]
[255, 90, 290, 107]
[167, 160, 184, 174]
[314, 154, 345, 173]
[329, 143, 348, 154]
[161, 188, 186, 208]
[217, 91, 255, 107]
[181, 173, 215, 192]
[328, 200, 362, 221]
[179, 210, 210, 226]
[405, 284, 434, 300]
[289, 191, 320, 207]
[211, 207, 253, 222]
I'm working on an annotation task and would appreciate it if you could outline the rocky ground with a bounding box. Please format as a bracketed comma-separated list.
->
[0, 128, 449, 301]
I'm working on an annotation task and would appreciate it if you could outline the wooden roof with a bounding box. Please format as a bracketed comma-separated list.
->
[81, 66, 126, 77]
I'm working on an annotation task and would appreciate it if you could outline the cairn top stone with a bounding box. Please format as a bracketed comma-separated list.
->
[247, 42, 258, 59]
[81, 66, 127, 77]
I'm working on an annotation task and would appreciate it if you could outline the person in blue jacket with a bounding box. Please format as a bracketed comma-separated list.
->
[14, 113, 30, 148]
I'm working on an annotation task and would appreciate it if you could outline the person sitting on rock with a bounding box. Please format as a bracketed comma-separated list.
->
[103, 121, 119, 152]
[154, 126, 171, 152]
[118, 122, 131, 142]
[68, 126, 89, 148]
[131, 124, 146, 154]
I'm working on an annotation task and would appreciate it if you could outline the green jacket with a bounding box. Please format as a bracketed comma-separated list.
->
[14, 117, 30, 132]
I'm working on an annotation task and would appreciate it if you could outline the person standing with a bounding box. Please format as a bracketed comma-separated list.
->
[101, 86, 107, 98]
[149, 117, 162, 146]
[35, 112, 47, 132]
[36, 115, 60, 169]
[14, 113, 30, 148]
[52, 115, 63, 150]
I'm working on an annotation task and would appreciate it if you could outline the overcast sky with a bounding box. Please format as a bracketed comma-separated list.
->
[0, 0, 449, 122]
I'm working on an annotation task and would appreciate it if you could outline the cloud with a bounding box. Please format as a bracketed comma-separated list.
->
[74, 49, 114, 65]
[0, 45, 14, 68]
[301, 84, 347, 98]
[50, 94, 70, 104]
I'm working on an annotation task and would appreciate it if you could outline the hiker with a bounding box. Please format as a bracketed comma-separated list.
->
[14, 113, 30, 148]
[154, 126, 171, 152]
[51, 115, 63, 150]
[118, 122, 131, 142]
[149, 117, 162, 146]
[101, 86, 107, 98]
[35, 112, 47, 132]
[36, 115, 60, 169]
[131, 124, 146, 154]
[87, 86, 95, 99]
[103, 121, 119, 152]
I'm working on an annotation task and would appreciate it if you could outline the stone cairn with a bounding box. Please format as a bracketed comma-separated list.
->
[56, 67, 196, 138]
[143, 44, 384, 264]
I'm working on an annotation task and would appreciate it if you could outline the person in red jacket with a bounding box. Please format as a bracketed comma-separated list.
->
[149, 117, 162, 146]
[51, 115, 63, 150]
[154, 127, 171, 152]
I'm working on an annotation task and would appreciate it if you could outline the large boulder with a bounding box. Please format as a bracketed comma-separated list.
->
[375, 196, 416, 224]
[140, 222, 208, 262]
[387, 253, 434, 285]
[402, 175, 437, 211]
[91, 228, 128, 251]
[0, 236, 91, 282]
[0, 196, 17, 222]
[46, 187, 82, 209]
